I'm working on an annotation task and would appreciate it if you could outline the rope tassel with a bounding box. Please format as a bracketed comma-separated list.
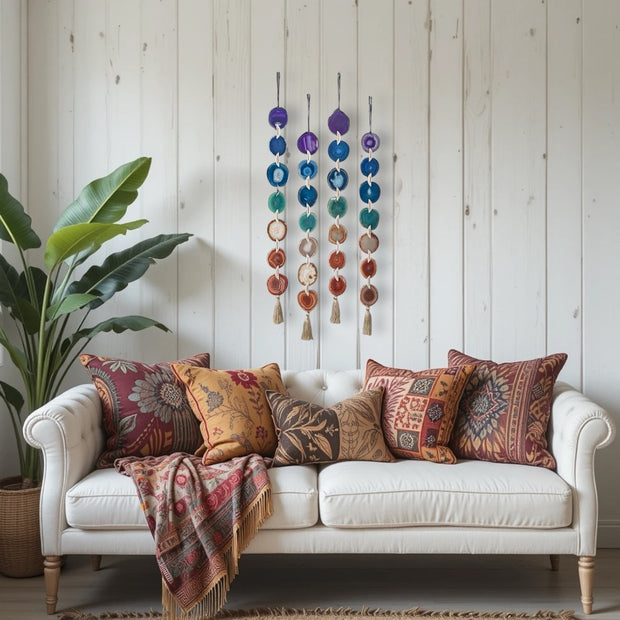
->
[363, 307, 372, 336]
[273, 296, 284, 324]
[330, 297, 341, 324]
[301, 313, 313, 340]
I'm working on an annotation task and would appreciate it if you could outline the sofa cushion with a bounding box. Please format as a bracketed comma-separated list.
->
[363, 359, 474, 464]
[172, 362, 286, 464]
[318, 459, 572, 529]
[80, 352, 210, 468]
[267, 388, 394, 466]
[65, 464, 318, 531]
[448, 350, 567, 469]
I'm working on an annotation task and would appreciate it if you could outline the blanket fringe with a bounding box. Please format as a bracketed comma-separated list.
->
[162, 487, 273, 620]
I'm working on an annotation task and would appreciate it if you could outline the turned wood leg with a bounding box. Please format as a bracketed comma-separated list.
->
[578, 555, 595, 615]
[44, 555, 62, 615]
[91, 555, 102, 571]
[549, 554, 560, 571]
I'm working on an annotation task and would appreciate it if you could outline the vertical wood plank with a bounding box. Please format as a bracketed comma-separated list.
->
[136, 0, 180, 362]
[357, 0, 395, 370]
[177, 0, 216, 361]
[582, 0, 620, 535]
[463, 0, 492, 360]
[0, 0, 26, 476]
[250, 0, 287, 369]
[393, 0, 431, 371]
[490, 0, 547, 361]
[319, 0, 358, 371]
[285, 0, 320, 370]
[546, 0, 583, 388]
[428, 0, 464, 367]
[96, 0, 143, 359]
[213, 0, 252, 369]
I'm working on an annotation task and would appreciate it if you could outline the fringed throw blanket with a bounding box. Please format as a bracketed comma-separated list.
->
[116, 452, 272, 619]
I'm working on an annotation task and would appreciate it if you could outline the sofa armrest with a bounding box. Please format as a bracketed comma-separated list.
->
[549, 381, 616, 554]
[23, 384, 104, 555]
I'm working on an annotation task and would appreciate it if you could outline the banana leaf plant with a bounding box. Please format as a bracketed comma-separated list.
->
[0, 157, 191, 487]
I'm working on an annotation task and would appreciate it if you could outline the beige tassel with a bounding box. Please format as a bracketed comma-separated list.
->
[301, 312, 313, 340]
[363, 307, 372, 335]
[273, 296, 284, 324]
[330, 296, 341, 324]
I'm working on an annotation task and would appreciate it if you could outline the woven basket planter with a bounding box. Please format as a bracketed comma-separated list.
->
[0, 476, 44, 578]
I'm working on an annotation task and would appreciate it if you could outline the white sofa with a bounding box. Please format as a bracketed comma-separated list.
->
[24, 369, 616, 615]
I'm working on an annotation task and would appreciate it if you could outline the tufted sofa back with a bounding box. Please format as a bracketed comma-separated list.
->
[281, 369, 363, 408]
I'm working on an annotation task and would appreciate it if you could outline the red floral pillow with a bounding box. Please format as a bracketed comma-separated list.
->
[447, 349, 567, 469]
[80, 352, 210, 468]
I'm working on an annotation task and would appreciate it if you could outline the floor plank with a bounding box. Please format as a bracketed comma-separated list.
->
[1, 550, 619, 619]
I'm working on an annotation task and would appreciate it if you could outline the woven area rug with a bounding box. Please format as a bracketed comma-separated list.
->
[57, 607, 577, 619]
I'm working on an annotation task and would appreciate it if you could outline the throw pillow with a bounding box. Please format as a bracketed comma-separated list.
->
[266, 388, 395, 466]
[447, 349, 568, 469]
[363, 359, 474, 464]
[80, 352, 210, 468]
[171, 362, 286, 465]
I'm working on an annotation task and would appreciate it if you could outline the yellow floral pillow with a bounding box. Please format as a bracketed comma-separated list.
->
[171, 362, 286, 464]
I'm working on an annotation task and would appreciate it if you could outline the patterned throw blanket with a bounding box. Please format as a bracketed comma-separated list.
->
[116, 452, 272, 619]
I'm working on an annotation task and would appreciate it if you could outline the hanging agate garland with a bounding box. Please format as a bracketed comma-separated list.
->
[297, 94, 319, 340]
[266, 73, 289, 324]
[359, 96, 380, 335]
[326, 73, 350, 324]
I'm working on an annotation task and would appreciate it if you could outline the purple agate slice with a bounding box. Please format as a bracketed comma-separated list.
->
[269, 106, 288, 129]
[297, 131, 319, 155]
[361, 132, 380, 152]
[328, 108, 350, 135]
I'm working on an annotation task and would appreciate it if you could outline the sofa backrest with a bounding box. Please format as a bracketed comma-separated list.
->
[281, 369, 363, 407]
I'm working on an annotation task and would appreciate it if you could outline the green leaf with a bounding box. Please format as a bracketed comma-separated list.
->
[0, 381, 24, 413]
[54, 157, 152, 230]
[44, 220, 147, 269]
[68, 233, 191, 308]
[61, 315, 170, 354]
[0, 331, 27, 375]
[0, 174, 41, 250]
[0, 257, 41, 333]
[46, 293, 98, 321]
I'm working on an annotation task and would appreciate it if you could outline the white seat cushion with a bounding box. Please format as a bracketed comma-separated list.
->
[318, 459, 572, 529]
[66, 464, 318, 530]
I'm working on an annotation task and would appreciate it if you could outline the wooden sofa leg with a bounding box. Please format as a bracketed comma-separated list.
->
[44, 555, 62, 615]
[578, 555, 595, 615]
[549, 554, 560, 571]
[91, 555, 102, 571]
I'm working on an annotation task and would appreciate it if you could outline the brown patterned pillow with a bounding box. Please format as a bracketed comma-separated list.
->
[447, 349, 568, 469]
[172, 362, 286, 465]
[363, 359, 474, 464]
[266, 388, 395, 466]
[80, 352, 210, 468]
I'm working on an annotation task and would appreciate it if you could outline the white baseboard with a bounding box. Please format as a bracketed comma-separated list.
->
[598, 520, 620, 548]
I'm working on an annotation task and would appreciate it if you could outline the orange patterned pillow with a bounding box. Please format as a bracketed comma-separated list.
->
[171, 362, 286, 465]
[447, 349, 567, 469]
[363, 359, 474, 464]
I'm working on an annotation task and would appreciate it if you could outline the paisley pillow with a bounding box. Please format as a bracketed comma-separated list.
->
[80, 352, 210, 468]
[448, 349, 567, 469]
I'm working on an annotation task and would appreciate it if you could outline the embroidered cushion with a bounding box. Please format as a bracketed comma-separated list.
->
[80, 352, 210, 468]
[447, 349, 568, 469]
[266, 387, 394, 466]
[172, 362, 286, 464]
[363, 359, 474, 464]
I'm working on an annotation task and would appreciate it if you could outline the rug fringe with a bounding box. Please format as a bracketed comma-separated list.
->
[57, 607, 577, 620]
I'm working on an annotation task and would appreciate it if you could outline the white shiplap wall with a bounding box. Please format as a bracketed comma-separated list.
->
[1, 0, 619, 544]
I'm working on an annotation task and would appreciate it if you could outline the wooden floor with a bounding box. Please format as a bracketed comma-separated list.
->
[1, 550, 619, 619]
